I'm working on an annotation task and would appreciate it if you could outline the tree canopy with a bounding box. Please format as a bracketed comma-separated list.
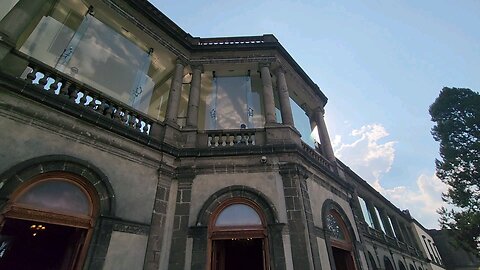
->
[429, 87, 480, 255]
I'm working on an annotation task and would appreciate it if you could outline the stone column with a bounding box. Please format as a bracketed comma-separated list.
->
[165, 59, 186, 124]
[313, 107, 336, 163]
[275, 66, 294, 126]
[185, 64, 203, 128]
[0, 0, 54, 46]
[279, 164, 315, 270]
[259, 62, 277, 124]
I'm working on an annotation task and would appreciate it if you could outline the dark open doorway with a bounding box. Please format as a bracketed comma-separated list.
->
[332, 246, 355, 270]
[0, 218, 86, 270]
[212, 238, 264, 270]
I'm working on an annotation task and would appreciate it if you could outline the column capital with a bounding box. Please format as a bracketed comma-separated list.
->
[313, 106, 325, 115]
[274, 64, 288, 75]
[258, 61, 272, 69]
[190, 63, 204, 72]
[176, 57, 188, 66]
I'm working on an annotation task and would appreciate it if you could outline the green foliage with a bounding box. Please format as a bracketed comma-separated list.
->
[430, 87, 480, 255]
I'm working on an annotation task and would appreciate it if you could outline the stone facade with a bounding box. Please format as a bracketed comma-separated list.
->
[0, 1, 446, 270]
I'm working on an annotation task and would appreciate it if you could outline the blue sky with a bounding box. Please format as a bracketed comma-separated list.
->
[153, 1, 480, 228]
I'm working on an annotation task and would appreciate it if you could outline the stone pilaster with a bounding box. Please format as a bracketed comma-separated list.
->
[186, 65, 203, 128]
[168, 167, 195, 270]
[144, 166, 173, 270]
[279, 164, 315, 270]
[165, 59, 186, 124]
[259, 62, 277, 124]
[275, 66, 294, 126]
[313, 107, 336, 163]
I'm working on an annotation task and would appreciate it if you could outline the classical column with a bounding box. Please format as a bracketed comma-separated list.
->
[259, 62, 277, 124]
[165, 59, 185, 124]
[185, 64, 203, 128]
[0, 0, 55, 46]
[313, 108, 336, 163]
[275, 66, 294, 126]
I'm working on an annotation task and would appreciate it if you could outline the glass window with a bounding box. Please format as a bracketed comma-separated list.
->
[203, 74, 265, 130]
[215, 204, 262, 226]
[358, 197, 375, 228]
[290, 98, 316, 147]
[16, 180, 90, 215]
[326, 212, 346, 240]
[374, 207, 386, 233]
[387, 216, 397, 238]
[18, 0, 177, 118]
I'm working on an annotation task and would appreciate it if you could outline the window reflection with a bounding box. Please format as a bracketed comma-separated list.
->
[16, 180, 90, 215]
[215, 204, 262, 226]
[203, 74, 265, 130]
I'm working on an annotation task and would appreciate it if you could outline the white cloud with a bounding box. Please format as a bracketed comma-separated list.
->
[335, 124, 396, 184]
[334, 124, 447, 228]
[381, 174, 448, 228]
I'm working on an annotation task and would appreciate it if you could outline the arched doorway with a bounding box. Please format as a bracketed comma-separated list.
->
[326, 209, 356, 270]
[0, 172, 98, 270]
[384, 257, 395, 270]
[208, 199, 268, 270]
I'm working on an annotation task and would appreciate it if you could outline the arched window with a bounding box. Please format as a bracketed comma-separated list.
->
[209, 199, 268, 270]
[384, 257, 395, 270]
[398, 260, 407, 270]
[410, 264, 416, 270]
[325, 209, 356, 270]
[0, 173, 98, 270]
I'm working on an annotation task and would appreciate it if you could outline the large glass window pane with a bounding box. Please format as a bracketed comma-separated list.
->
[16, 180, 90, 215]
[215, 204, 262, 226]
[215, 76, 249, 129]
[18, 1, 177, 118]
[290, 98, 316, 147]
[203, 74, 265, 130]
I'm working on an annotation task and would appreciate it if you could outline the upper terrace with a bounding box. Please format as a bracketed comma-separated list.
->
[0, 0, 333, 160]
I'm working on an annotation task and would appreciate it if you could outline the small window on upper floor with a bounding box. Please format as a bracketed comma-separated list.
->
[358, 197, 375, 228]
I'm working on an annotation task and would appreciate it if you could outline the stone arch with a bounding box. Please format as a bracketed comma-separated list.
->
[191, 185, 286, 270]
[196, 185, 279, 226]
[384, 256, 395, 270]
[321, 199, 357, 241]
[367, 251, 378, 270]
[321, 199, 359, 270]
[0, 155, 115, 216]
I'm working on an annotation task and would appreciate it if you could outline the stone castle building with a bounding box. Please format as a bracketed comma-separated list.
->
[0, 0, 446, 269]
